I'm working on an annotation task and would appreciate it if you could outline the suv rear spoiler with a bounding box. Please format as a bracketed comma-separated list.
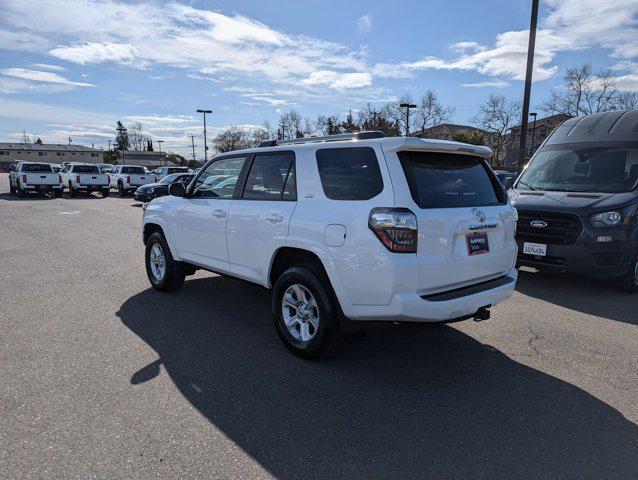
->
[382, 137, 492, 158]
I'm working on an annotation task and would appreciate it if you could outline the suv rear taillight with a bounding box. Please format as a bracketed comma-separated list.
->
[369, 208, 418, 253]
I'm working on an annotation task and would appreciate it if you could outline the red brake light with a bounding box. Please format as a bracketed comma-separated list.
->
[369, 208, 418, 253]
[22, 174, 27, 183]
[107, 175, 110, 183]
[127, 175, 131, 184]
[76, 175, 81, 183]
[58, 174, 62, 183]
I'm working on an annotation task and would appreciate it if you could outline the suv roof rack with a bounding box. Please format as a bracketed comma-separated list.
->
[258, 130, 386, 148]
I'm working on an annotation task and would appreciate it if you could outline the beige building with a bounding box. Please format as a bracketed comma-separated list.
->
[115, 150, 170, 168]
[0, 142, 104, 172]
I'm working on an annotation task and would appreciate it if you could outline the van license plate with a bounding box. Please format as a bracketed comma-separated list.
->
[523, 242, 547, 256]
[466, 232, 489, 256]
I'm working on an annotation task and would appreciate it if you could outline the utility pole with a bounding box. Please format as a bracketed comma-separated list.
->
[399, 103, 417, 137]
[189, 134, 196, 162]
[517, 0, 540, 173]
[196, 108, 212, 162]
[157, 140, 164, 166]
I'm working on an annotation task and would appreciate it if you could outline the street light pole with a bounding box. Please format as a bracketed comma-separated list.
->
[399, 103, 417, 137]
[529, 112, 538, 156]
[197, 108, 213, 162]
[517, 0, 540, 173]
[189, 134, 196, 163]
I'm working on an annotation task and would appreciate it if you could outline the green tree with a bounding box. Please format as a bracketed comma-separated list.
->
[114, 121, 130, 151]
[452, 130, 485, 146]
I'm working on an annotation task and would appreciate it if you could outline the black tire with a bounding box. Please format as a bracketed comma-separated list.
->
[118, 182, 126, 197]
[617, 253, 638, 293]
[17, 184, 26, 198]
[69, 182, 77, 197]
[272, 266, 337, 359]
[101, 188, 110, 197]
[145, 232, 185, 292]
[53, 189, 63, 198]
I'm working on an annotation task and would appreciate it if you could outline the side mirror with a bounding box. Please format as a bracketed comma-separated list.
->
[503, 177, 514, 190]
[168, 182, 187, 197]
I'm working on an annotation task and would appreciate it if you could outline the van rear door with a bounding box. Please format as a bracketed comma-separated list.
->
[388, 150, 517, 294]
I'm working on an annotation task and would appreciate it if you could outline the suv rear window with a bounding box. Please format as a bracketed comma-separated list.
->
[21, 163, 52, 172]
[398, 151, 504, 208]
[73, 165, 99, 173]
[121, 166, 145, 174]
[316, 147, 383, 200]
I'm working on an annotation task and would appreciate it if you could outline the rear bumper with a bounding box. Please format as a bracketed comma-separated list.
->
[23, 185, 62, 192]
[76, 184, 109, 190]
[516, 238, 635, 278]
[347, 268, 517, 322]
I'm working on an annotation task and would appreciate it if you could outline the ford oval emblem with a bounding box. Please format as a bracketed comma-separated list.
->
[530, 220, 548, 228]
[475, 210, 486, 223]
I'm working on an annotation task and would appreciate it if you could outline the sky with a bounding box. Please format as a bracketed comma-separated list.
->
[0, 0, 637, 158]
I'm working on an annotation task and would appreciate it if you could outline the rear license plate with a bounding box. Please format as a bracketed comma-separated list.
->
[523, 242, 547, 256]
[466, 232, 489, 256]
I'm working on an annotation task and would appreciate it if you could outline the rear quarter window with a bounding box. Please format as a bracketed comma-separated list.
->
[316, 147, 383, 200]
[398, 151, 505, 208]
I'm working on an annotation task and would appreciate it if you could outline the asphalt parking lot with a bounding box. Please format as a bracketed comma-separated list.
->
[1, 172, 637, 479]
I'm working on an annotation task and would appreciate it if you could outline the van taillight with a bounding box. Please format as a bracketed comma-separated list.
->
[127, 175, 131, 184]
[22, 174, 27, 183]
[369, 208, 418, 253]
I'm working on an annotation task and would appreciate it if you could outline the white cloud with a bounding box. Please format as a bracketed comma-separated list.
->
[1, 68, 95, 87]
[302, 70, 372, 90]
[394, 0, 638, 83]
[27, 63, 66, 71]
[0, 30, 50, 51]
[461, 80, 510, 88]
[50, 42, 138, 65]
[357, 15, 372, 34]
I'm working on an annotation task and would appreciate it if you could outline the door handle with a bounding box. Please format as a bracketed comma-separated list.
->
[265, 213, 284, 223]
[212, 209, 227, 218]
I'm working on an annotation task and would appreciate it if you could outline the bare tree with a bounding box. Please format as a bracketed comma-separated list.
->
[356, 103, 401, 136]
[128, 121, 145, 151]
[415, 90, 455, 136]
[278, 109, 303, 139]
[542, 63, 633, 116]
[473, 94, 520, 166]
[212, 126, 269, 153]
[617, 91, 638, 110]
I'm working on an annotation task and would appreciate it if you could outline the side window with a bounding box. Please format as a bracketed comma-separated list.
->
[242, 153, 295, 200]
[192, 156, 247, 199]
[316, 147, 383, 200]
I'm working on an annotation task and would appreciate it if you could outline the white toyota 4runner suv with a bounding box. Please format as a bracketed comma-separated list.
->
[142, 132, 518, 358]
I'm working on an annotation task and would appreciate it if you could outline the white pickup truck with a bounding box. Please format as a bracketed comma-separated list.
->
[110, 165, 155, 196]
[9, 162, 63, 198]
[61, 163, 110, 197]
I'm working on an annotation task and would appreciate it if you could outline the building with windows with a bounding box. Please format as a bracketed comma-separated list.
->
[0, 142, 104, 172]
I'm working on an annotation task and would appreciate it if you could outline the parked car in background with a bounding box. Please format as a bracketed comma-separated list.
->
[510, 110, 638, 292]
[134, 173, 195, 202]
[153, 166, 190, 180]
[494, 170, 518, 189]
[142, 132, 518, 358]
[9, 161, 63, 198]
[51, 163, 62, 173]
[98, 163, 116, 174]
[61, 163, 110, 197]
[110, 165, 155, 196]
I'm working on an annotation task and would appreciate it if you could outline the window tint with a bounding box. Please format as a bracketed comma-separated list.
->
[193, 156, 246, 198]
[397, 151, 503, 208]
[316, 147, 383, 200]
[121, 166, 145, 174]
[242, 153, 295, 200]
[72, 165, 99, 173]
[167, 167, 189, 174]
[21, 163, 52, 172]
